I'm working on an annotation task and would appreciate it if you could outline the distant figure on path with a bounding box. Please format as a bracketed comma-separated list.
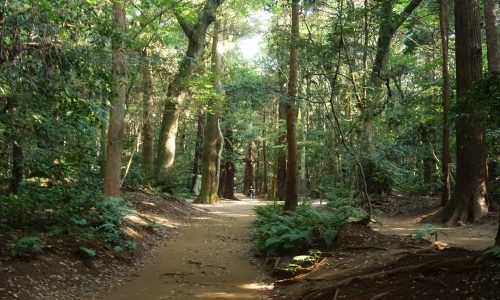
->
[249, 186, 256, 199]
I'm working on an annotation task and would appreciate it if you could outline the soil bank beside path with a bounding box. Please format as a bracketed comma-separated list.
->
[102, 195, 271, 300]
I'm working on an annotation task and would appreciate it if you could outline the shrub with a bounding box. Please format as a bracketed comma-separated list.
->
[8, 236, 43, 257]
[252, 200, 366, 257]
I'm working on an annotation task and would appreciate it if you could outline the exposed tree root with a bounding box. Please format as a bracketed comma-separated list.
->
[302, 257, 475, 300]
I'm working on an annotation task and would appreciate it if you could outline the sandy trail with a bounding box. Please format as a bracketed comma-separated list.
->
[371, 214, 497, 250]
[102, 195, 271, 300]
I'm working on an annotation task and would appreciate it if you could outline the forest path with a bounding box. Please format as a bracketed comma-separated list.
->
[371, 213, 497, 250]
[101, 194, 271, 300]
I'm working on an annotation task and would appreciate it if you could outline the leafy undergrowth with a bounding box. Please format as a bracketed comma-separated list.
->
[0, 190, 204, 299]
[252, 199, 366, 258]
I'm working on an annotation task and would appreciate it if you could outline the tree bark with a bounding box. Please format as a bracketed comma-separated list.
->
[195, 18, 223, 204]
[484, 0, 500, 72]
[277, 101, 287, 200]
[219, 127, 237, 199]
[154, 0, 224, 183]
[439, 0, 451, 206]
[141, 48, 154, 181]
[103, 0, 127, 197]
[284, 0, 300, 211]
[439, 0, 487, 225]
[262, 138, 269, 195]
[243, 142, 253, 196]
[190, 113, 205, 191]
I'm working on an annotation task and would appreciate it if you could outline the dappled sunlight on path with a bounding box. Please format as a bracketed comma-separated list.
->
[102, 194, 271, 300]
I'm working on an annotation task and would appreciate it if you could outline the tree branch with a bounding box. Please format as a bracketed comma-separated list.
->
[393, 0, 423, 32]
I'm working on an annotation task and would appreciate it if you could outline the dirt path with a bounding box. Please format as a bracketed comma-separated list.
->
[101, 195, 271, 300]
[371, 214, 497, 250]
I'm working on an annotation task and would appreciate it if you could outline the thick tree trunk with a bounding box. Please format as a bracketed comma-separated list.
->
[284, 0, 300, 211]
[190, 113, 205, 191]
[195, 114, 222, 204]
[484, 0, 500, 72]
[277, 101, 287, 200]
[243, 142, 253, 196]
[155, 0, 223, 184]
[103, 0, 127, 197]
[439, 0, 487, 225]
[141, 48, 154, 181]
[439, 0, 451, 206]
[195, 18, 223, 204]
[218, 127, 237, 199]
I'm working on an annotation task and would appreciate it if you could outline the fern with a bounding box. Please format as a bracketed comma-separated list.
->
[252, 202, 364, 257]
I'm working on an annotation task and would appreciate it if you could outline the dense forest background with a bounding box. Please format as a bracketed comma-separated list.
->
[0, 0, 499, 253]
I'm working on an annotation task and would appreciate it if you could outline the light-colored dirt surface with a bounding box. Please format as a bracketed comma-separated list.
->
[371, 213, 498, 250]
[102, 195, 272, 300]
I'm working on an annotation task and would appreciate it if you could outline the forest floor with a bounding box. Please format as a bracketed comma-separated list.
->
[1, 191, 499, 300]
[272, 193, 500, 300]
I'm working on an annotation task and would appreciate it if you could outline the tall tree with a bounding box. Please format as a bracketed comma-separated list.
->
[103, 0, 127, 196]
[439, 0, 451, 206]
[195, 18, 224, 204]
[219, 127, 237, 199]
[154, 0, 223, 184]
[439, 0, 487, 224]
[190, 113, 205, 191]
[141, 48, 154, 181]
[484, 0, 500, 72]
[243, 142, 254, 196]
[284, 0, 300, 211]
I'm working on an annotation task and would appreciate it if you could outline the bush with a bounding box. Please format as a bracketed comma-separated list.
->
[8, 235, 43, 257]
[0, 182, 131, 253]
[252, 200, 366, 257]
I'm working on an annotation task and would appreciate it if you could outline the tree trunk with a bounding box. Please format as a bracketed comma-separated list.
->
[218, 126, 237, 199]
[103, 0, 127, 197]
[255, 140, 261, 194]
[262, 139, 269, 196]
[284, 0, 300, 211]
[299, 107, 307, 195]
[9, 141, 23, 195]
[195, 18, 223, 204]
[439, 0, 487, 225]
[155, 0, 224, 184]
[243, 142, 253, 196]
[190, 113, 205, 191]
[141, 48, 154, 181]
[277, 101, 287, 201]
[484, 0, 500, 72]
[439, 0, 451, 206]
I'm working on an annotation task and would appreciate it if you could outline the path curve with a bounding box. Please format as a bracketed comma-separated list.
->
[102, 195, 271, 300]
[371, 214, 497, 250]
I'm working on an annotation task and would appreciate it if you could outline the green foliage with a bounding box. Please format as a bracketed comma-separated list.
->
[79, 247, 96, 258]
[8, 236, 43, 257]
[485, 246, 500, 258]
[412, 224, 438, 241]
[252, 201, 365, 257]
[0, 183, 130, 250]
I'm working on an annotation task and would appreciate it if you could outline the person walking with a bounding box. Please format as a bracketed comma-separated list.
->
[249, 186, 256, 199]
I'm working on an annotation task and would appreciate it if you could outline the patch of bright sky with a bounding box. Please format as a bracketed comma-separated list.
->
[238, 10, 273, 60]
